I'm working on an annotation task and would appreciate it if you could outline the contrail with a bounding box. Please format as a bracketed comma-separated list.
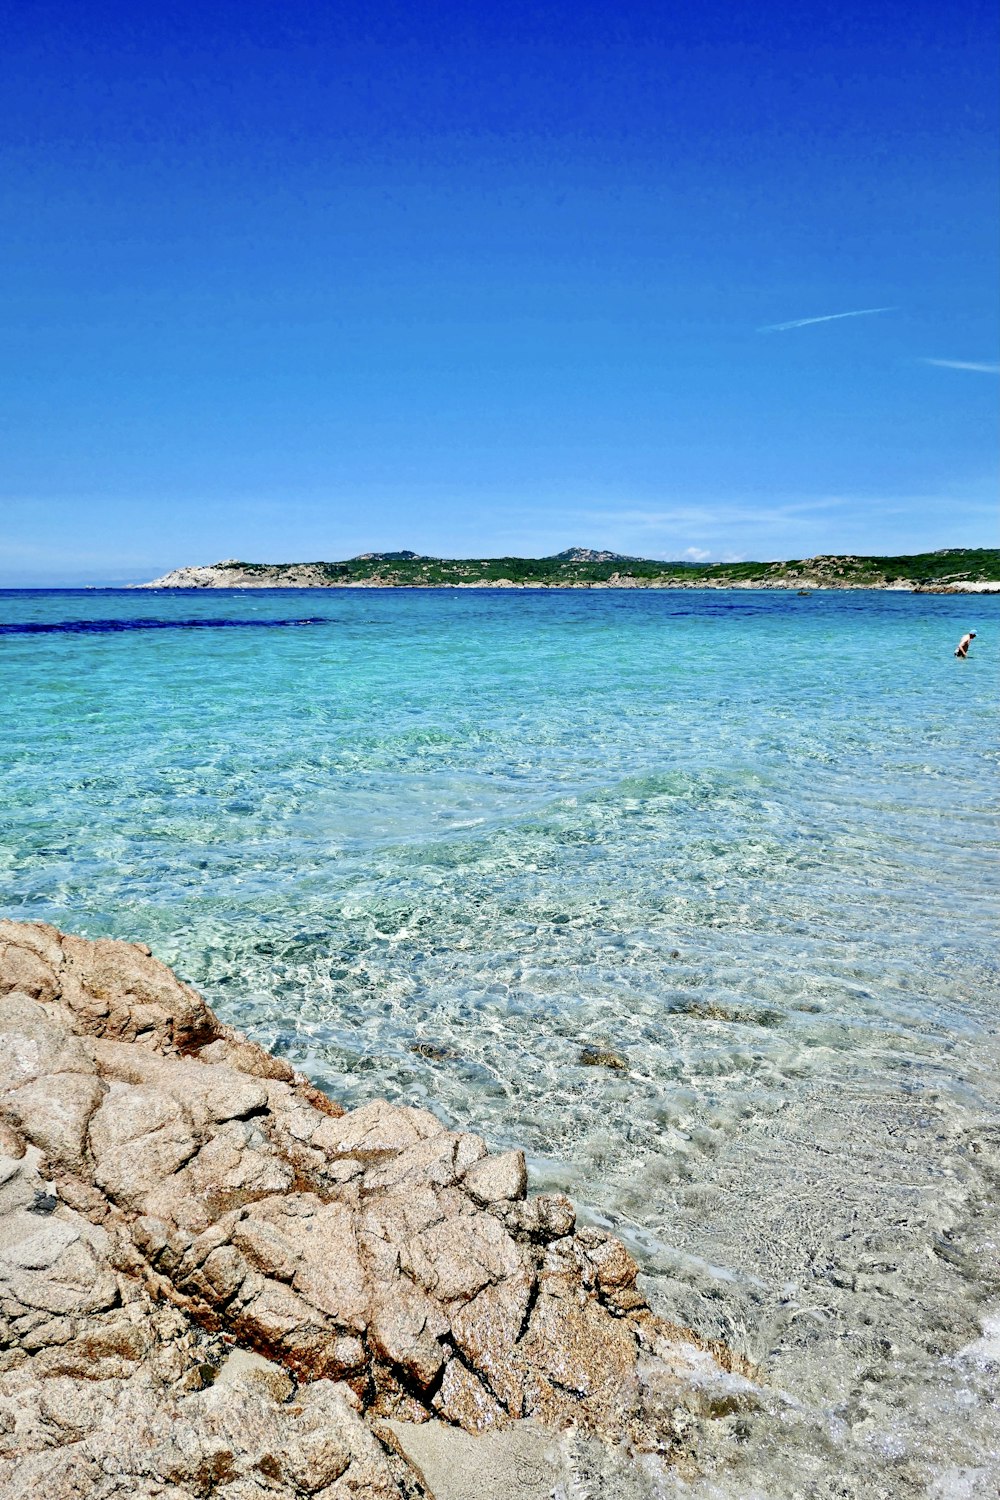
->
[758, 306, 894, 333]
[923, 358, 999, 373]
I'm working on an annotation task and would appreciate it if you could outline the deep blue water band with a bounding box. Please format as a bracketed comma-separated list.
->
[0, 616, 329, 635]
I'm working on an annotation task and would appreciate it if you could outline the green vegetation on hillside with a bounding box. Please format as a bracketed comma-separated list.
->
[214, 547, 1000, 587]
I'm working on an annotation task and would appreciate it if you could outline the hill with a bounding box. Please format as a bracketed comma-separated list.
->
[138, 548, 1000, 591]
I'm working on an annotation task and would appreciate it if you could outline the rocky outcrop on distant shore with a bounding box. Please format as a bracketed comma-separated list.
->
[0, 920, 754, 1499]
[912, 581, 1000, 594]
[139, 560, 340, 589]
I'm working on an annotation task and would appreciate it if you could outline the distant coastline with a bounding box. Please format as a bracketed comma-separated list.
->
[137, 547, 1000, 593]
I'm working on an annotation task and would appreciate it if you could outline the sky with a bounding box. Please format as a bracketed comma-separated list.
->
[2, 0, 998, 584]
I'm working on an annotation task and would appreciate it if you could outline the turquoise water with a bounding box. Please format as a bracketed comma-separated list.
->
[3, 587, 999, 1497]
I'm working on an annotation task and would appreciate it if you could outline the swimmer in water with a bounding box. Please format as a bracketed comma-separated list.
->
[954, 631, 976, 658]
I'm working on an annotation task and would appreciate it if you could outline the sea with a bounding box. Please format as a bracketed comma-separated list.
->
[2, 585, 998, 1498]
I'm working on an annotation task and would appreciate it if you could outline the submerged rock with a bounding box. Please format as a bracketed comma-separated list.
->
[671, 998, 784, 1027]
[0, 920, 756, 1497]
[409, 1041, 456, 1061]
[579, 1046, 629, 1071]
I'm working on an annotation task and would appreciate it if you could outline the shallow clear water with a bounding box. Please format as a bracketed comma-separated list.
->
[2, 587, 998, 1497]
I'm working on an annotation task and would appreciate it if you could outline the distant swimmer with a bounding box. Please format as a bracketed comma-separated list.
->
[954, 631, 976, 658]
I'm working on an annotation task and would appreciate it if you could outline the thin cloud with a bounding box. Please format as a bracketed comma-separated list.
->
[922, 358, 1000, 374]
[758, 306, 894, 333]
[581, 498, 848, 530]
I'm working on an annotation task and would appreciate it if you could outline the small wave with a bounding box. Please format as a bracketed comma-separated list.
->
[0, 617, 330, 636]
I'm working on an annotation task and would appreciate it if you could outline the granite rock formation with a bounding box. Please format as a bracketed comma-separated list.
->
[0, 920, 754, 1498]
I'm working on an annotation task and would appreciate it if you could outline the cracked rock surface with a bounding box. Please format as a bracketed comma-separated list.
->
[0, 920, 753, 1498]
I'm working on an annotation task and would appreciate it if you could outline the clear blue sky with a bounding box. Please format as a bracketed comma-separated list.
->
[2, 0, 997, 583]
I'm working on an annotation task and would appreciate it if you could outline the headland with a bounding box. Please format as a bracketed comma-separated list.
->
[137, 547, 1000, 592]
